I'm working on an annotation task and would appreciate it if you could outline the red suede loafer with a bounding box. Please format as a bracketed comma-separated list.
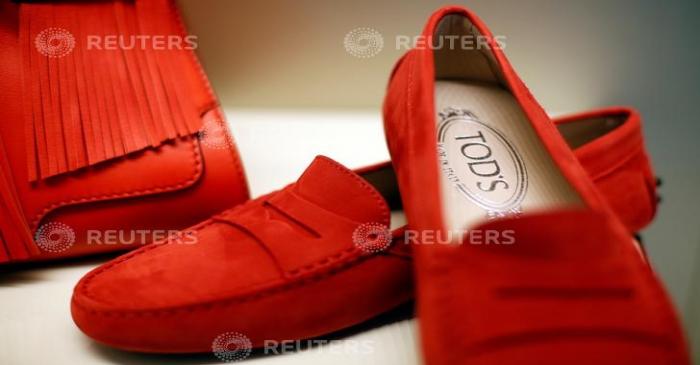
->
[71, 156, 413, 353]
[382, 6, 688, 364]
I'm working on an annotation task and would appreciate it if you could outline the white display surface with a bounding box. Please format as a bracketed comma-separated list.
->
[0, 109, 422, 365]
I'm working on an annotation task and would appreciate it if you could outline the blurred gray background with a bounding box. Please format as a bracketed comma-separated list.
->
[179, 0, 700, 360]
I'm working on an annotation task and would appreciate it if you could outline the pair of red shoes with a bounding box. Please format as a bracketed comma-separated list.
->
[70, 6, 689, 364]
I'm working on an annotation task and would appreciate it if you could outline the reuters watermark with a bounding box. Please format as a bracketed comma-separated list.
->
[264, 339, 375, 356]
[344, 27, 506, 58]
[33, 27, 198, 58]
[350, 222, 514, 250]
[33, 223, 198, 252]
[86, 229, 198, 246]
[86, 34, 197, 50]
[212, 332, 253, 362]
[404, 229, 515, 245]
[34, 27, 76, 58]
[35, 222, 76, 253]
[396, 34, 506, 51]
[344, 27, 384, 58]
[352, 222, 392, 253]
[210, 332, 376, 362]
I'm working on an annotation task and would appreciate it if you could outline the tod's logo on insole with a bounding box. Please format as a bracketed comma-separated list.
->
[437, 107, 527, 215]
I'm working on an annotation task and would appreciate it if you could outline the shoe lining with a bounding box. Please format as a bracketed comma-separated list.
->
[433, 15, 581, 234]
[557, 115, 625, 149]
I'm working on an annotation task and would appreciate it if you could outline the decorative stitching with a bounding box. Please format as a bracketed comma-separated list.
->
[406, 52, 415, 149]
[199, 108, 250, 202]
[30, 138, 203, 229]
[588, 144, 644, 182]
[263, 198, 322, 239]
[168, 0, 249, 202]
[208, 185, 372, 278]
[75, 166, 403, 316]
[312, 157, 391, 226]
[79, 218, 217, 300]
[285, 247, 360, 277]
[76, 234, 374, 317]
[212, 215, 290, 278]
[169, 0, 250, 201]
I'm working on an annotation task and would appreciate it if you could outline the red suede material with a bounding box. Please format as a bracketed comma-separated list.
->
[559, 107, 658, 232]
[0, 0, 249, 263]
[293, 156, 390, 224]
[417, 211, 689, 365]
[71, 156, 412, 352]
[72, 254, 412, 353]
[382, 6, 685, 364]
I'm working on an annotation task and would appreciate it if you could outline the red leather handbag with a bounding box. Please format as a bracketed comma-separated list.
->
[0, 0, 249, 263]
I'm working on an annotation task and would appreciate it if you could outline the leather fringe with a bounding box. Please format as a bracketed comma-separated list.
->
[20, 0, 203, 181]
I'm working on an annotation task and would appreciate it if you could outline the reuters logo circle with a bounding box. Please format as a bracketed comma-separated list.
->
[211, 332, 252, 362]
[344, 27, 383, 58]
[352, 222, 391, 253]
[34, 27, 75, 58]
[35, 222, 76, 253]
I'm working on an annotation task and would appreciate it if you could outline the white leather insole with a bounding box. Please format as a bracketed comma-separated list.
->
[435, 80, 581, 233]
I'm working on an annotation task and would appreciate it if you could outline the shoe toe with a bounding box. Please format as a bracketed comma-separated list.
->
[71, 219, 283, 352]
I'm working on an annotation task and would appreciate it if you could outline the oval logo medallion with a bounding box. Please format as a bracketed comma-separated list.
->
[437, 107, 527, 212]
